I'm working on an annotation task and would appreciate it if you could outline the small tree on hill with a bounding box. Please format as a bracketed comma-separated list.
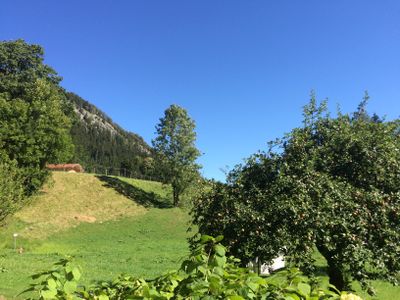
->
[152, 104, 201, 206]
[192, 94, 400, 294]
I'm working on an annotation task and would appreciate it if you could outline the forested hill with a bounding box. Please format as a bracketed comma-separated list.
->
[67, 92, 155, 178]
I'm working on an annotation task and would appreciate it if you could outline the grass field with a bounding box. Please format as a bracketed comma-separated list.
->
[0, 172, 190, 299]
[0, 172, 399, 299]
[312, 249, 400, 300]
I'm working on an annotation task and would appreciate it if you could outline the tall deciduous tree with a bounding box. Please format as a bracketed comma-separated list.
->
[192, 95, 400, 294]
[0, 39, 61, 97]
[0, 40, 73, 195]
[152, 105, 201, 206]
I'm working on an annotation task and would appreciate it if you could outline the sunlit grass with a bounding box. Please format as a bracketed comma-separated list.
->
[312, 246, 400, 299]
[0, 173, 398, 299]
[0, 209, 190, 299]
[0, 172, 189, 299]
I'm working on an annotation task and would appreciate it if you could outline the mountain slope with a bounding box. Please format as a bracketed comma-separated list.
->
[67, 92, 155, 178]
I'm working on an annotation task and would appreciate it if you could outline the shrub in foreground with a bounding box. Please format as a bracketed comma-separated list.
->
[23, 236, 361, 299]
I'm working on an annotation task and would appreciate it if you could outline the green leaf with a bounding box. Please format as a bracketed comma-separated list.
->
[31, 271, 48, 279]
[41, 289, 57, 299]
[214, 235, 224, 242]
[213, 266, 224, 276]
[200, 235, 214, 243]
[246, 282, 258, 292]
[197, 265, 208, 275]
[284, 294, 300, 300]
[214, 244, 226, 257]
[328, 284, 340, 293]
[47, 278, 57, 290]
[17, 286, 35, 296]
[297, 282, 311, 296]
[72, 267, 81, 281]
[63, 280, 77, 294]
[98, 295, 109, 300]
[214, 255, 226, 267]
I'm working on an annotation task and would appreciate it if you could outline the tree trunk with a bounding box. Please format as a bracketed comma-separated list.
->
[326, 259, 345, 291]
[173, 187, 179, 207]
[316, 243, 346, 291]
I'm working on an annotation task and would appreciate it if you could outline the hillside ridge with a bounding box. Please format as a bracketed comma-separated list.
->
[68, 92, 151, 155]
[67, 92, 155, 178]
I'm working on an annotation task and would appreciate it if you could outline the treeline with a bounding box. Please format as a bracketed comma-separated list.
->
[67, 92, 157, 179]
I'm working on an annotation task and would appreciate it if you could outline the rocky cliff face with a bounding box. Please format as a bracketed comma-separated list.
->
[74, 106, 119, 136]
[68, 92, 151, 156]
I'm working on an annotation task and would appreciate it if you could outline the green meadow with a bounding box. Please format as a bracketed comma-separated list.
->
[0, 172, 398, 299]
[0, 173, 190, 299]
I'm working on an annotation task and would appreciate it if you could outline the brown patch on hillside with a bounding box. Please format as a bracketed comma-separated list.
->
[74, 215, 97, 223]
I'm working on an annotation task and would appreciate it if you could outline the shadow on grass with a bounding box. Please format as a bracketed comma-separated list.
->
[96, 175, 172, 208]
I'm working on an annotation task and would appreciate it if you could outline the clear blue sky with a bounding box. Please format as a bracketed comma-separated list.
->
[1, 1, 399, 180]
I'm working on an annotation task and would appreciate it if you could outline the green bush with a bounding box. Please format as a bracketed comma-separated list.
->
[0, 161, 24, 223]
[23, 236, 362, 299]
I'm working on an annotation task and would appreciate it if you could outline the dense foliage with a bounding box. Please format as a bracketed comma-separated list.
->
[0, 40, 73, 195]
[0, 161, 24, 223]
[67, 92, 155, 179]
[0, 38, 156, 199]
[0, 39, 61, 97]
[24, 236, 361, 299]
[191, 95, 400, 293]
[152, 104, 201, 206]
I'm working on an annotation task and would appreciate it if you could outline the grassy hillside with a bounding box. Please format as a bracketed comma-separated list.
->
[0, 172, 190, 299]
[5, 172, 147, 240]
[0, 172, 398, 299]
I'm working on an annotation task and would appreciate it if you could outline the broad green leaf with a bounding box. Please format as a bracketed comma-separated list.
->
[47, 278, 57, 290]
[200, 235, 214, 243]
[41, 289, 57, 299]
[284, 295, 299, 300]
[297, 282, 311, 296]
[214, 255, 226, 267]
[72, 267, 81, 281]
[214, 244, 226, 257]
[65, 265, 73, 273]
[63, 280, 77, 294]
